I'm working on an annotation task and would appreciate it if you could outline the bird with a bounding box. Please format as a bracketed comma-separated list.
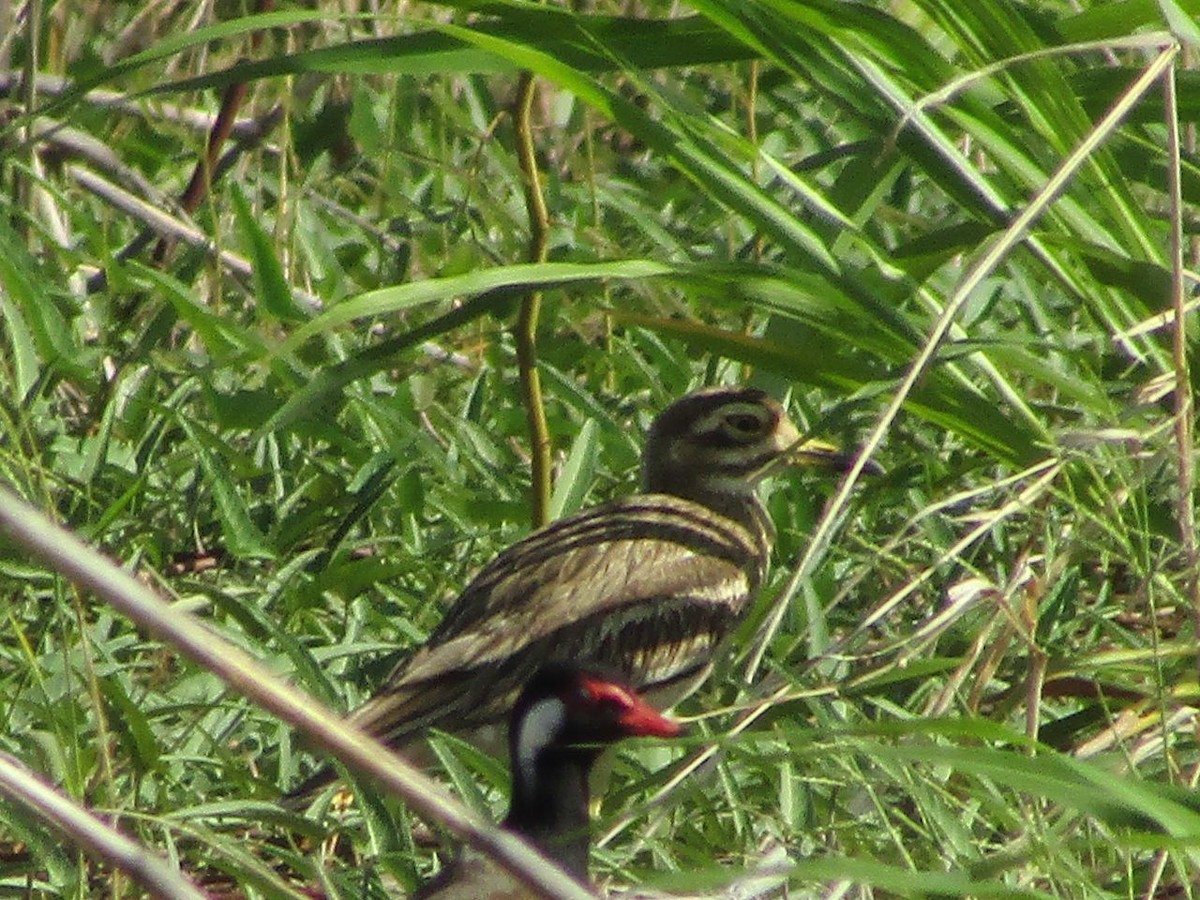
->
[412, 665, 683, 899]
[285, 385, 864, 803]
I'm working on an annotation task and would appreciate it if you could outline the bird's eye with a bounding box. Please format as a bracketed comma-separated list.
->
[726, 413, 764, 434]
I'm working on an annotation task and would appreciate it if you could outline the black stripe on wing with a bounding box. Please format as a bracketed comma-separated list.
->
[352, 596, 738, 744]
[427, 496, 764, 645]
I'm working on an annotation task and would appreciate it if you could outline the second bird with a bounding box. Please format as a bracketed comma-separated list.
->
[287, 385, 858, 801]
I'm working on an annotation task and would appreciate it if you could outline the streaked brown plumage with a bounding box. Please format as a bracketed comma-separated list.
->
[412, 666, 682, 899]
[286, 386, 860, 803]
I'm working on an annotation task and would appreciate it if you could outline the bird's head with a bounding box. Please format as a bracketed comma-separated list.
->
[642, 385, 870, 500]
[510, 666, 682, 785]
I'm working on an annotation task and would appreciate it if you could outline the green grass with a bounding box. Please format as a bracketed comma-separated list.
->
[2, 0, 1199, 896]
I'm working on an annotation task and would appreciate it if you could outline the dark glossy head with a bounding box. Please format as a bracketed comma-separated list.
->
[509, 665, 681, 783]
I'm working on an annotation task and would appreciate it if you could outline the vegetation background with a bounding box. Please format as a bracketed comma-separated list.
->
[2, 0, 1199, 897]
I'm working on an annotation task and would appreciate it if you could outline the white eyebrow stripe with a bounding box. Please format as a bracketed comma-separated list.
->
[691, 403, 768, 436]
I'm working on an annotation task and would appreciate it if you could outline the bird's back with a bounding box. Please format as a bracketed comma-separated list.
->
[346, 493, 766, 747]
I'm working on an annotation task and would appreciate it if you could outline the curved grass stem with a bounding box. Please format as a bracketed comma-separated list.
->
[514, 71, 552, 528]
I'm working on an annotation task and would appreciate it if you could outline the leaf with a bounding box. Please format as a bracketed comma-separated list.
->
[178, 419, 275, 559]
[0, 218, 93, 380]
[76, 367, 150, 485]
[279, 259, 673, 352]
[0, 292, 40, 399]
[230, 185, 308, 322]
[616, 312, 1041, 465]
[97, 674, 162, 774]
[548, 418, 600, 520]
[435, 20, 842, 273]
[1157, 0, 1200, 46]
[130, 263, 272, 363]
[784, 857, 1053, 898]
[141, 12, 759, 97]
[257, 261, 674, 437]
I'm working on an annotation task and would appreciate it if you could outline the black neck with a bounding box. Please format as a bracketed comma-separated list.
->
[503, 747, 596, 881]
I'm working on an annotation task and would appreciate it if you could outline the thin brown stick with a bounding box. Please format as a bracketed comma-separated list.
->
[152, 0, 276, 264]
[1163, 62, 1199, 681]
[68, 164, 320, 312]
[1187, 45, 1200, 271]
[13, 0, 43, 239]
[747, 60, 764, 268]
[513, 71, 551, 528]
[178, 83, 248, 217]
[0, 71, 267, 138]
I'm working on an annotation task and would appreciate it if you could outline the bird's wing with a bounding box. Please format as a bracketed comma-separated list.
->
[346, 495, 762, 743]
[428, 494, 763, 643]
